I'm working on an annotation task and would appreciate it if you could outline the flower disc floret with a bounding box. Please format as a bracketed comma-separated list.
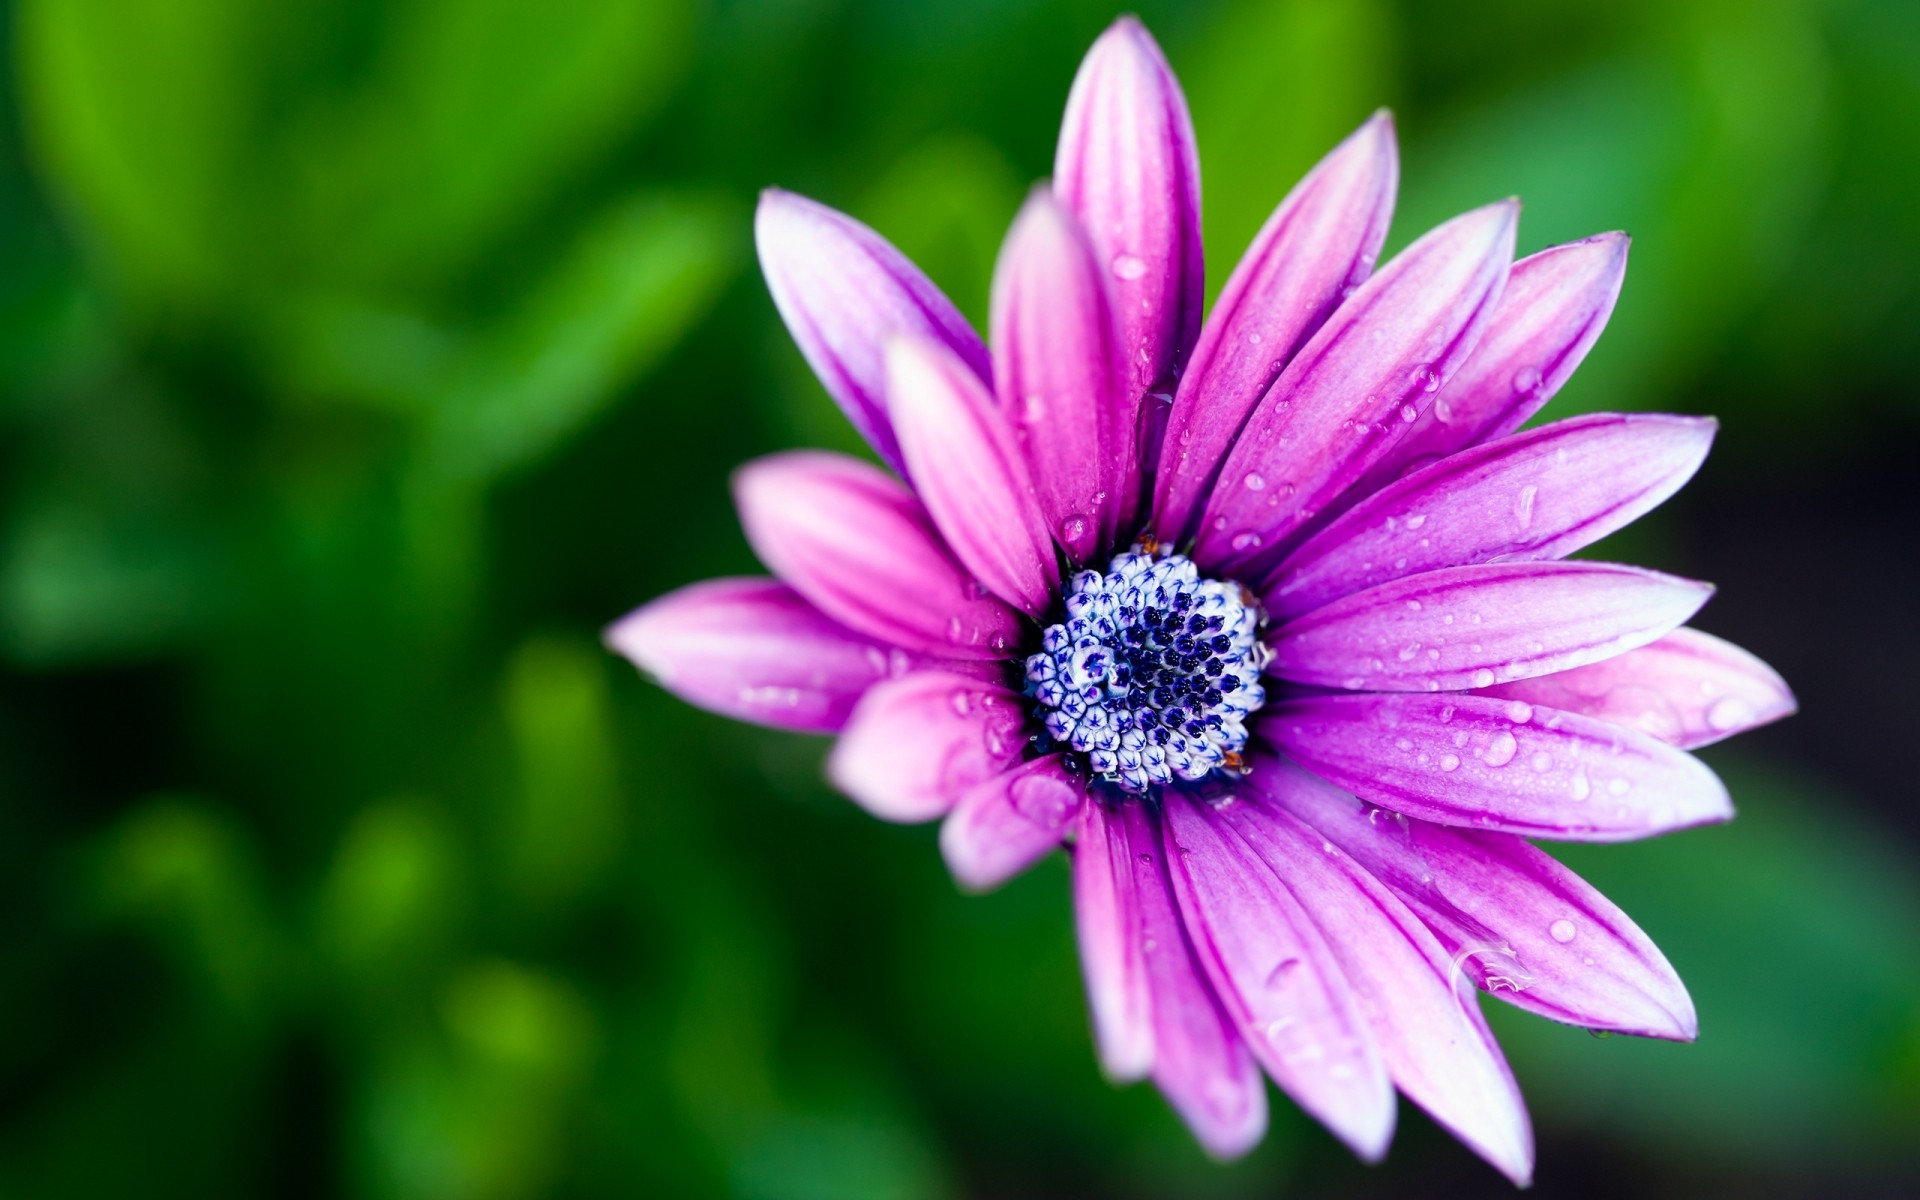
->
[1025, 546, 1267, 793]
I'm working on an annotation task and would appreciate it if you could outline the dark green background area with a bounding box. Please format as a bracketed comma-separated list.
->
[0, 0, 1914, 1196]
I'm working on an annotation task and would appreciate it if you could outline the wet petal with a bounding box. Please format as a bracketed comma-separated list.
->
[1266, 413, 1717, 619]
[735, 450, 1026, 659]
[1153, 113, 1398, 543]
[1270, 561, 1714, 692]
[1160, 793, 1394, 1160]
[1123, 801, 1268, 1159]
[1361, 233, 1630, 490]
[1055, 16, 1204, 418]
[607, 578, 913, 733]
[887, 336, 1060, 615]
[1194, 202, 1518, 579]
[826, 671, 1026, 823]
[1074, 799, 1154, 1081]
[1475, 626, 1796, 750]
[1212, 789, 1534, 1184]
[940, 754, 1084, 892]
[1260, 692, 1733, 841]
[756, 189, 991, 476]
[990, 191, 1128, 560]
[1257, 754, 1697, 1040]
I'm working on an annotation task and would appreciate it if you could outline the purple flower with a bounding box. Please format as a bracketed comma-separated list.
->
[608, 17, 1795, 1181]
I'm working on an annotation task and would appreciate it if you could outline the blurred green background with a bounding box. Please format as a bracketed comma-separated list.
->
[1, 0, 1915, 1195]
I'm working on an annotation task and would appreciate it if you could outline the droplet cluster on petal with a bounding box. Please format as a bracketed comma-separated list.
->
[1026, 546, 1266, 792]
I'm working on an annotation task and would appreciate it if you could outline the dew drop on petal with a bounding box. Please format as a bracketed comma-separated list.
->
[1549, 919, 1578, 944]
[1471, 668, 1496, 688]
[1512, 366, 1543, 394]
[1111, 254, 1148, 281]
[1243, 471, 1266, 491]
[1440, 754, 1461, 772]
[1706, 696, 1756, 731]
[1483, 730, 1518, 767]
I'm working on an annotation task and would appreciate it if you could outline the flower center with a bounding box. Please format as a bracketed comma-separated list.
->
[1024, 546, 1267, 793]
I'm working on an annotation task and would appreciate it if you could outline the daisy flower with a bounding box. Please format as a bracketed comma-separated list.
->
[608, 16, 1794, 1182]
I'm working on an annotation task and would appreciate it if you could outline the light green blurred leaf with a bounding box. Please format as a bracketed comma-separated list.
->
[16, 0, 258, 303]
[315, 798, 467, 992]
[499, 636, 624, 912]
[421, 190, 740, 483]
[296, 0, 701, 291]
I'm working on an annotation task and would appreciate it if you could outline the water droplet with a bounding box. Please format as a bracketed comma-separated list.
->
[1470, 668, 1496, 688]
[1409, 363, 1442, 393]
[1607, 777, 1631, 797]
[1243, 471, 1266, 491]
[1530, 750, 1554, 773]
[949, 689, 974, 716]
[1058, 513, 1091, 547]
[1247, 331, 1263, 345]
[1138, 852, 1154, 864]
[1549, 919, 1578, 944]
[1505, 700, 1534, 724]
[1400, 403, 1419, 422]
[1483, 730, 1518, 767]
[1570, 769, 1591, 801]
[1230, 530, 1264, 552]
[1264, 958, 1301, 989]
[1011, 774, 1076, 827]
[1111, 253, 1148, 280]
[1398, 641, 1421, 661]
[1020, 392, 1046, 421]
[1511, 366, 1543, 394]
[947, 615, 964, 643]
[1706, 696, 1755, 731]
[1405, 514, 1427, 530]
[1440, 754, 1461, 772]
[1514, 484, 1538, 527]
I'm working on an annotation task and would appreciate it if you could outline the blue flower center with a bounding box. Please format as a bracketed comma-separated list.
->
[1025, 546, 1267, 793]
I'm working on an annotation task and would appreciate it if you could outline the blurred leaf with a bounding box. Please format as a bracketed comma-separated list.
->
[1490, 750, 1920, 1161]
[84, 797, 283, 1020]
[499, 636, 624, 913]
[295, 0, 700, 292]
[1184, 0, 1401, 289]
[315, 798, 467, 996]
[420, 190, 741, 483]
[16, 0, 258, 304]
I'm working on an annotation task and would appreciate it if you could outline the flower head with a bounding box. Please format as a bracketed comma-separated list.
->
[609, 16, 1795, 1182]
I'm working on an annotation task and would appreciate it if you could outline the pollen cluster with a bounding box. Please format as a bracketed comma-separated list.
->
[1025, 546, 1267, 793]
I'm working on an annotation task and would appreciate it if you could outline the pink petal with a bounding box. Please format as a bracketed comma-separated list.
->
[1193, 202, 1518, 579]
[825, 671, 1026, 823]
[734, 450, 1027, 659]
[1260, 692, 1733, 841]
[756, 189, 991, 476]
[1159, 793, 1393, 1160]
[1074, 799, 1154, 1081]
[1257, 754, 1697, 1040]
[1475, 626, 1797, 750]
[1122, 801, 1268, 1159]
[1359, 233, 1630, 491]
[607, 578, 915, 733]
[939, 754, 1084, 892]
[1270, 561, 1714, 692]
[1266, 413, 1717, 620]
[886, 337, 1060, 615]
[989, 191, 1128, 560]
[1212, 789, 1534, 1184]
[1054, 16, 1204, 420]
[1153, 113, 1398, 544]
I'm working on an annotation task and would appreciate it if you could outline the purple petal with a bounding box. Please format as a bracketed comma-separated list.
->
[940, 754, 1084, 892]
[1270, 561, 1714, 692]
[886, 336, 1060, 615]
[1153, 113, 1398, 544]
[756, 189, 991, 476]
[1260, 692, 1733, 841]
[1054, 16, 1204, 414]
[1255, 754, 1697, 1040]
[1074, 799, 1154, 1081]
[607, 578, 915, 733]
[989, 191, 1129, 560]
[1210, 790, 1534, 1184]
[1122, 801, 1268, 1159]
[1475, 626, 1797, 750]
[1159, 793, 1394, 1160]
[1193, 202, 1518, 579]
[1359, 233, 1630, 491]
[734, 451, 1027, 659]
[825, 671, 1026, 823]
[1266, 413, 1717, 619]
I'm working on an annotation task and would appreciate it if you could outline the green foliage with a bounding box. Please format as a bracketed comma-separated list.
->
[0, 0, 1915, 1195]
